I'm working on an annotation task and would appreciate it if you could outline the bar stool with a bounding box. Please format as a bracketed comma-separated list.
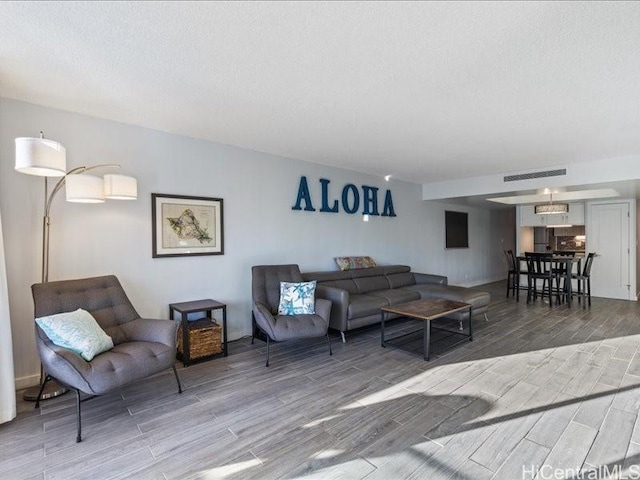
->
[552, 251, 575, 304]
[504, 249, 519, 299]
[572, 252, 596, 308]
[525, 252, 561, 307]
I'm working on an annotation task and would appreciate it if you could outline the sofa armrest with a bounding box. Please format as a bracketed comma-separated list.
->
[314, 298, 332, 323]
[315, 285, 349, 332]
[413, 272, 448, 286]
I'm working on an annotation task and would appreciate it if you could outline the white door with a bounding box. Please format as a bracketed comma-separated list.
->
[589, 202, 630, 300]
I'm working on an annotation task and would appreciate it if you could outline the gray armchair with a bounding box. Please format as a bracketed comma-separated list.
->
[32, 275, 182, 442]
[252, 264, 332, 366]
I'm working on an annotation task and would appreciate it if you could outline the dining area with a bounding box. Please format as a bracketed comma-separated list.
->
[504, 249, 596, 308]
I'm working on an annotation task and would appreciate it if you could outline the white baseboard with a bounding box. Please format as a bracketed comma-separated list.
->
[15, 374, 39, 391]
[459, 275, 505, 288]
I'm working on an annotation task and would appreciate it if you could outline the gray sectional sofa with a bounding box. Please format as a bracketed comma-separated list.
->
[302, 265, 490, 342]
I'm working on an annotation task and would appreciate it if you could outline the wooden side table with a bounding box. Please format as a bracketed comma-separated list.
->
[169, 299, 228, 366]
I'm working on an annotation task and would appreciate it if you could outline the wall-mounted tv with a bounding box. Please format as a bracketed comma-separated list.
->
[445, 210, 469, 248]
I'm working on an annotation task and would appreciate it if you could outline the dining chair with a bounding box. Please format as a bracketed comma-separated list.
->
[503, 249, 519, 299]
[525, 252, 561, 307]
[552, 251, 576, 303]
[572, 252, 596, 308]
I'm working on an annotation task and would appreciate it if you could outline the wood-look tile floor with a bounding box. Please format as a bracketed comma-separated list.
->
[3, 281, 640, 479]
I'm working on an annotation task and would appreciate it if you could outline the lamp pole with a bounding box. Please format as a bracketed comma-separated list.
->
[23, 164, 119, 401]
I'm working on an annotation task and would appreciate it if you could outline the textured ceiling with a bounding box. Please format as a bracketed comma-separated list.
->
[2, 1, 640, 184]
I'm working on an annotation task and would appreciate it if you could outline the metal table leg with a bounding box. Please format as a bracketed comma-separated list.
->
[423, 320, 431, 361]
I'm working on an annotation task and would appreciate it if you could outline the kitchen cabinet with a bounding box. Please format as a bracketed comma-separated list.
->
[520, 206, 541, 226]
[519, 203, 585, 227]
[568, 203, 585, 224]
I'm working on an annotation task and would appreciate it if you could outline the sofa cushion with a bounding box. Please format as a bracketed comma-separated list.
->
[386, 272, 416, 289]
[320, 278, 359, 294]
[350, 266, 384, 278]
[354, 275, 389, 293]
[335, 256, 377, 271]
[368, 288, 420, 305]
[303, 270, 352, 282]
[348, 294, 389, 319]
[406, 284, 491, 310]
[381, 265, 411, 275]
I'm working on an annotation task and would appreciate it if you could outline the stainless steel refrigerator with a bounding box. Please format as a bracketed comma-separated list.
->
[533, 227, 549, 253]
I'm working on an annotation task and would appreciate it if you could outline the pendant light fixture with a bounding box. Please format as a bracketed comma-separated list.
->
[534, 193, 569, 215]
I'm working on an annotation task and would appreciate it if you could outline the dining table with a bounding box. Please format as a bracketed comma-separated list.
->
[516, 254, 583, 307]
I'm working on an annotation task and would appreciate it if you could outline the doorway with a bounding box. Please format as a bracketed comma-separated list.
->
[588, 202, 631, 300]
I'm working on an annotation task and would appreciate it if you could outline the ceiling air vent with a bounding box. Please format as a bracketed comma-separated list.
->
[503, 168, 566, 182]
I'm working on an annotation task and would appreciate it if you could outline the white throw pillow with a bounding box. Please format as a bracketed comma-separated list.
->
[36, 308, 114, 361]
[277, 281, 316, 315]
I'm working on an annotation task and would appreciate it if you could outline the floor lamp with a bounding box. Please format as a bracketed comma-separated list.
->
[15, 132, 137, 401]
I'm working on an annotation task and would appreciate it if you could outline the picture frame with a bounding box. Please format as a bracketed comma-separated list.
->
[152, 193, 224, 258]
[445, 210, 469, 249]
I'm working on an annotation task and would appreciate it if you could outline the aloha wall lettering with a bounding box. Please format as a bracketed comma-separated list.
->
[292, 176, 397, 217]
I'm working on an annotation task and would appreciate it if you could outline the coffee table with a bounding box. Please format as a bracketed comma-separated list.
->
[381, 298, 473, 361]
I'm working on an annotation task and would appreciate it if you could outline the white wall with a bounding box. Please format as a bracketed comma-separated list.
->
[0, 98, 511, 388]
[637, 199, 640, 300]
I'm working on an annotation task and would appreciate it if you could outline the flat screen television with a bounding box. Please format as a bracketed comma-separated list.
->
[445, 210, 469, 248]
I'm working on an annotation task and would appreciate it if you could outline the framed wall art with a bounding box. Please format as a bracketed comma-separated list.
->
[152, 193, 224, 257]
[445, 210, 469, 249]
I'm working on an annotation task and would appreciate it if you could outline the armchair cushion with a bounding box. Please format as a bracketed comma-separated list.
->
[347, 294, 389, 319]
[36, 308, 114, 361]
[278, 281, 316, 315]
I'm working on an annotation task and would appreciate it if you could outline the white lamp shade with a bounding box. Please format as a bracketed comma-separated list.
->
[104, 174, 137, 200]
[15, 137, 67, 177]
[65, 175, 105, 203]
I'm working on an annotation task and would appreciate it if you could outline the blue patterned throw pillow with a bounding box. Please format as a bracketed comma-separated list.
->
[277, 281, 316, 315]
[36, 308, 114, 361]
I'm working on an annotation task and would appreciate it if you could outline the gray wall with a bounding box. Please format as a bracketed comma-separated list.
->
[0, 98, 513, 388]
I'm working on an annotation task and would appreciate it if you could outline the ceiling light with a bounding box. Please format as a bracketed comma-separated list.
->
[535, 203, 569, 215]
[384, 175, 391, 182]
[534, 193, 568, 215]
